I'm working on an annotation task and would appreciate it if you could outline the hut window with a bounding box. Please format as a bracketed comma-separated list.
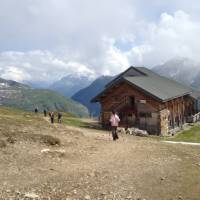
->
[146, 112, 152, 118]
[112, 96, 118, 101]
[139, 112, 152, 118]
[129, 96, 135, 106]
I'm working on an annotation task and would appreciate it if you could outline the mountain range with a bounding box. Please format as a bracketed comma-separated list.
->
[49, 74, 95, 97]
[0, 78, 89, 117]
[72, 76, 114, 116]
[152, 57, 200, 89]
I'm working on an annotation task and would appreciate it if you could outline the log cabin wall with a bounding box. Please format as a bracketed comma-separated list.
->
[100, 82, 161, 134]
[159, 96, 186, 135]
[163, 96, 196, 131]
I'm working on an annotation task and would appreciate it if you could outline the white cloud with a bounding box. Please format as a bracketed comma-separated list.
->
[1, 1, 200, 84]
[0, 66, 31, 82]
[0, 51, 96, 85]
[126, 10, 200, 67]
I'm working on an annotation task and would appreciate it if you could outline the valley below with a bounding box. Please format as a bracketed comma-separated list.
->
[0, 107, 200, 200]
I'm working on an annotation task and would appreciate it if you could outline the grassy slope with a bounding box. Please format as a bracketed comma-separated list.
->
[62, 117, 89, 127]
[0, 107, 45, 137]
[0, 106, 88, 129]
[1, 88, 89, 117]
[166, 125, 200, 143]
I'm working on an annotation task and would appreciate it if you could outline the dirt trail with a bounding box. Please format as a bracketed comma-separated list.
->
[0, 115, 200, 200]
[43, 117, 200, 200]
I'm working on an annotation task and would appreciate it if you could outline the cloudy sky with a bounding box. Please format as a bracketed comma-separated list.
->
[1, 0, 200, 85]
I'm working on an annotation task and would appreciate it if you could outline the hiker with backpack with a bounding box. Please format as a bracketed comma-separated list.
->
[58, 112, 62, 123]
[50, 112, 54, 124]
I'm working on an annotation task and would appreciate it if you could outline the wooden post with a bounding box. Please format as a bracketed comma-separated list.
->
[172, 100, 175, 128]
[177, 99, 180, 127]
[182, 96, 185, 124]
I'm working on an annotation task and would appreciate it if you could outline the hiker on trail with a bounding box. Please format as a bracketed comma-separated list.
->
[43, 109, 47, 117]
[110, 110, 120, 141]
[58, 112, 62, 123]
[50, 112, 54, 124]
[34, 107, 38, 114]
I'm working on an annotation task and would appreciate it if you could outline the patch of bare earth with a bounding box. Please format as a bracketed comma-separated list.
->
[0, 114, 200, 200]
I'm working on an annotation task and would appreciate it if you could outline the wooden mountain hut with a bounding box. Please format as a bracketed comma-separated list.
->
[91, 66, 200, 135]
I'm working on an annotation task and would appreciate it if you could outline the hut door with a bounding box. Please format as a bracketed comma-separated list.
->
[129, 96, 135, 108]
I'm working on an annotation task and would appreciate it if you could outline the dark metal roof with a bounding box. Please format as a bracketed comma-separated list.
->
[91, 66, 193, 102]
[105, 66, 146, 88]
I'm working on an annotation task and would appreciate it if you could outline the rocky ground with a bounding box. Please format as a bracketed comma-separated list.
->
[0, 108, 200, 200]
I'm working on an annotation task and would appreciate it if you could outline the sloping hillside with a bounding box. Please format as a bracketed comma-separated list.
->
[0, 78, 89, 117]
[72, 76, 114, 116]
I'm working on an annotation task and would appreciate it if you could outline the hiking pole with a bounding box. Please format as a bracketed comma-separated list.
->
[109, 126, 111, 140]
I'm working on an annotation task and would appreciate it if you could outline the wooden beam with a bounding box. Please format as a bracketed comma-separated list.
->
[172, 100, 175, 128]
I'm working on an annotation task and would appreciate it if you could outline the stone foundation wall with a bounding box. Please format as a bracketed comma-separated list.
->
[160, 109, 170, 136]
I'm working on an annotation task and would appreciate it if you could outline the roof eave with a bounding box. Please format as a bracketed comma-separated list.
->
[104, 66, 134, 88]
[161, 92, 192, 102]
[91, 96, 102, 103]
[90, 78, 125, 103]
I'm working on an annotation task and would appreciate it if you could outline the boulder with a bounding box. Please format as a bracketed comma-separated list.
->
[24, 192, 39, 199]
[119, 127, 149, 136]
[41, 148, 66, 157]
[130, 128, 149, 137]
[135, 129, 148, 137]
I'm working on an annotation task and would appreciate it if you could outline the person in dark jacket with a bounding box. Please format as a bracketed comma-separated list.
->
[43, 109, 47, 117]
[58, 112, 62, 123]
[50, 112, 54, 124]
[34, 107, 38, 114]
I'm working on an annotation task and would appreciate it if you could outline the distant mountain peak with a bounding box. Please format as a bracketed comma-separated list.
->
[49, 72, 96, 97]
[0, 77, 30, 89]
[60, 72, 96, 82]
[72, 75, 114, 116]
[153, 57, 200, 87]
